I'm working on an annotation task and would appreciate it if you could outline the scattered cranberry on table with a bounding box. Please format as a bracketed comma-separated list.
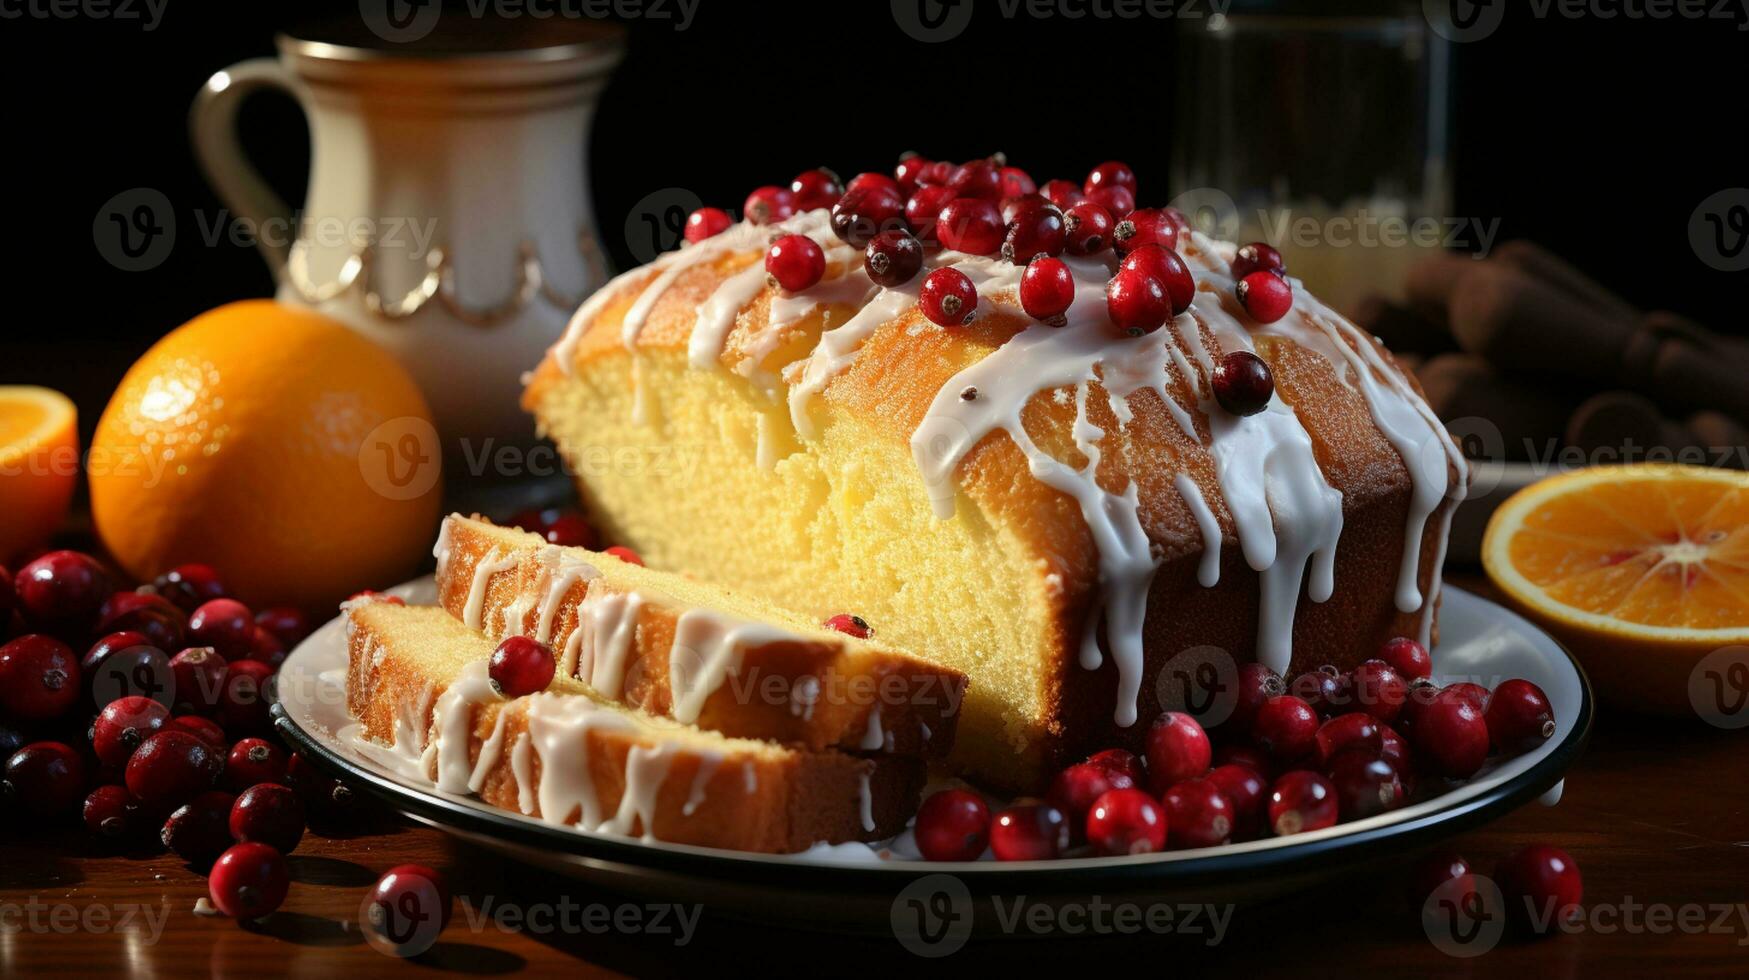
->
[125, 729, 223, 807]
[1496, 844, 1583, 934]
[364, 864, 454, 953]
[4, 741, 87, 817]
[225, 737, 288, 791]
[208, 842, 290, 919]
[230, 782, 306, 854]
[82, 784, 142, 839]
[161, 790, 238, 866]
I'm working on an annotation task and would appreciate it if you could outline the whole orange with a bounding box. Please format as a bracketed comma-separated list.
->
[90, 300, 443, 611]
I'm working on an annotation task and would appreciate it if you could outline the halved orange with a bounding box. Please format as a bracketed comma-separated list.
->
[1483, 463, 1749, 712]
[0, 386, 78, 562]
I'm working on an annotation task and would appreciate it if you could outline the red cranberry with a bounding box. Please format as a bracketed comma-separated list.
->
[1163, 777, 1234, 849]
[1085, 788, 1166, 856]
[0, 634, 79, 721]
[822, 613, 872, 639]
[1212, 744, 1273, 779]
[743, 185, 794, 225]
[225, 737, 288, 791]
[1289, 666, 1343, 716]
[894, 154, 931, 193]
[91, 695, 171, 766]
[125, 729, 221, 806]
[541, 513, 596, 549]
[1379, 636, 1432, 681]
[364, 864, 454, 953]
[1212, 350, 1275, 417]
[209, 842, 289, 919]
[903, 184, 956, 242]
[1496, 844, 1582, 933]
[830, 186, 906, 248]
[1113, 208, 1180, 258]
[170, 647, 228, 715]
[1377, 722, 1414, 776]
[919, 160, 955, 186]
[1118, 244, 1194, 315]
[1346, 659, 1408, 724]
[683, 207, 733, 243]
[488, 635, 556, 698]
[1041, 179, 1085, 209]
[1061, 202, 1114, 255]
[217, 660, 276, 734]
[1268, 770, 1338, 835]
[1104, 267, 1170, 336]
[1230, 242, 1285, 280]
[946, 160, 1003, 201]
[1019, 256, 1075, 325]
[914, 788, 990, 861]
[247, 626, 286, 669]
[1221, 662, 1285, 738]
[864, 229, 924, 288]
[165, 715, 227, 749]
[1327, 752, 1405, 820]
[1486, 679, 1556, 756]
[936, 197, 1004, 255]
[82, 629, 153, 682]
[764, 234, 826, 292]
[1086, 184, 1135, 218]
[1001, 207, 1066, 264]
[83, 784, 142, 838]
[920, 268, 977, 326]
[189, 599, 256, 661]
[14, 550, 110, 636]
[287, 752, 354, 817]
[1085, 748, 1145, 785]
[1236, 270, 1293, 323]
[1313, 712, 1382, 768]
[0, 566, 10, 618]
[1206, 764, 1268, 840]
[847, 171, 902, 198]
[1144, 711, 1211, 793]
[998, 166, 1036, 198]
[1407, 849, 1474, 909]
[161, 789, 237, 866]
[1083, 160, 1137, 196]
[999, 193, 1052, 225]
[3, 741, 87, 817]
[789, 167, 843, 211]
[1048, 761, 1133, 824]
[151, 563, 226, 614]
[1412, 690, 1491, 778]
[1445, 682, 1492, 712]
[231, 782, 305, 853]
[1162, 207, 1192, 237]
[989, 802, 1070, 861]
[1252, 695, 1320, 762]
[603, 545, 643, 566]
[255, 607, 313, 649]
[97, 591, 187, 653]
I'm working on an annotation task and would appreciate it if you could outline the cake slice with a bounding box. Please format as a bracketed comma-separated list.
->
[345, 599, 926, 853]
[432, 514, 966, 757]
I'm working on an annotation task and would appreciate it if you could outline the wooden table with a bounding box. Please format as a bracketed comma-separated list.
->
[4, 575, 1746, 977]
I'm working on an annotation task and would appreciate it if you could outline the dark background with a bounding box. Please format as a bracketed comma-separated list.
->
[4, 0, 1745, 432]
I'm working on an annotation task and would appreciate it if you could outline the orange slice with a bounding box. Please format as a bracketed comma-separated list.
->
[0, 386, 78, 562]
[1483, 463, 1749, 712]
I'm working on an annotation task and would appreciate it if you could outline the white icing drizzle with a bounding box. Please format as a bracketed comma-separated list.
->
[1175, 473, 1223, 588]
[522, 691, 637, 831]
[431, 661, 500, 794]
[566, 589, 644, 698]
[601, 743, 677, 840]
[789, 285, 920, 438]
[689, 262, 768, 369]
[668, 608, 796, 725]
[857, 771, 875, 833]
[535, 549, 600, 644]
[464, 549, 517, 630]
[682, 752, 723, 817]
[510, 731, 535, 814]
[859, 709, 885, 751]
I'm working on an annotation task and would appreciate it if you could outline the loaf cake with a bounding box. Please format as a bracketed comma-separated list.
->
[522, 159, 1468, 790]
[431, 513, 966, 755]
[345, 598, 926, 852]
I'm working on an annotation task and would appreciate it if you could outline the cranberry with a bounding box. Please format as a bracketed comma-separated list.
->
[1229, 241, 1285, 280]
[1412, 690, 1491, 778]
[82, 629, 153, 681]
[488, 635, 556, 698]
[0, 634, 79, 721]
[1001, 206, 1066, 264]
[1445, 682, 1492, 712]
[603, 545, 643, 566]
[1041, 179, 1086, 209]
[364, 864, 454, 953]
[989, 802, 1070, 861]
[743, 185, 794, 225]
[903, 184, 956, 242]
[683, 207, 733, 243]
[946, 160, 1003, 201]
[151, 563, 226, 614]
[1049, 761, 1133, 825]
[1329, 752, 1405, 820]
[1144, 711, 1211, 792]
[97, 591, 187, 653]
[1378, 636, 1432, 681]
[1221, 662, 1285, 738]
[1085, 748, 1145, 785]
[125, 729, 221, 806]
[1486, 679, 1556, 756]
[3, 742, 87, 817]
[247, 626, 286, 669]
[788, 167, 843, 211]
[764, 234, 826, 292]
[920, 268, 977, 326]
[209, 842, 289, 919]
[0, 566, 10, 618]
[998, 166, 1036, 198]
[1212, 744, 1273, 779]
[1061, 202, 1114, 255]
[847, 171, 902, 198]
[1252, 695, 1320, 762]
[936, 197, 1004, 255]
[1345, 659, 1408, 724]
[230, 782, 305, 853]
[161, 789, 236, 865]
[1113, 208, 1180, 258]
[919, 160, 955, 186]
[541, 513, 596, 549]
[1118, 244, 1194, 315]
[287, 752, 354, 817]
[217, 660, 276, 734]
[1086, 184, 1135, 219]
[1408, 849, 1475, 909]
[1104, 267, 1171, 336]
[1212, 350, 1275, 417]
[1289, 666, 1343, 716]
[1085, 788, 1167, 856]
[83, 784, 142, 838]
[1496, 844, 1582, 933]
[1206, 764, 1268, 840]
[255, 607, 313, 649]
[1236, 269, 1293, 323]
[822, 613, 872, 639]
[894, 154, 931, 193]
[91, 695, 171, 766]
[169, 647, 228, 715]
[864, 229, 924, 288]
[165, 715, 227, 749]
[189, 599, 256, 661]
[1019, 256, 1076, 324]
[1083, 160, 1137, 196]
[1163, 777, 1233, 849]
[1377, 722, 1414, 776]
[14, 550, 110, 636]
[1268, 770, 1337, 836]
[914, 788, 990, 861]
[999, 193, 1052, 225]
[1162, 207, 1192, 238]
[225, 738, 288, 791]
[830, 186, 906, 248]
[1313, 712, 1382, 768]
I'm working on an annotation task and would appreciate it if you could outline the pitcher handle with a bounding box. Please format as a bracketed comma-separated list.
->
[190, 58, 300, 275]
